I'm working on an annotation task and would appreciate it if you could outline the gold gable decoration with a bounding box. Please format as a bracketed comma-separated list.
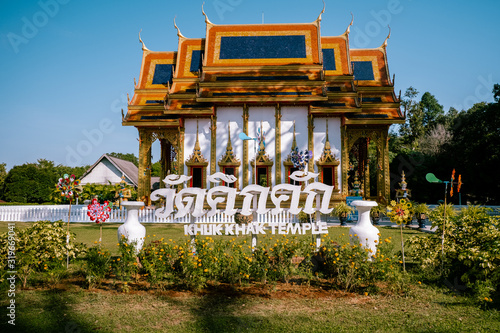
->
[316, 120, 340, 190]
[219, 122, 241, 188]
[185, 121, 209, 166]
[251, 121, 273, 186]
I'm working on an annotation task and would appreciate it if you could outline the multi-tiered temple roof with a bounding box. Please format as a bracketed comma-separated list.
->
[123, 10, 404, 127]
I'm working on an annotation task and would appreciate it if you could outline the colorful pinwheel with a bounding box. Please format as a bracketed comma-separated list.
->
[56, 174, 81, 200]
[87, 198, 112, 224]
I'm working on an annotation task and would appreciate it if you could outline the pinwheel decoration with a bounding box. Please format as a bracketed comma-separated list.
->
[56, 173, 81, 268]
[87, 198, 111, 224]
[87, 198, 112, 247]
[291, 147, 312, 171]
[57, 174, 80, 200]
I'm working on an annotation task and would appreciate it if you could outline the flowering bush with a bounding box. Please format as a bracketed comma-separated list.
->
[0, 220, 86, 288]
[408, 205, 500, 302]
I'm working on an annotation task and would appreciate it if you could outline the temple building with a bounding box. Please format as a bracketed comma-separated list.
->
[122, 7, 404, 205]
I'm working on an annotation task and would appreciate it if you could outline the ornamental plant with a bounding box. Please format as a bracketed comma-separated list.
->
[408, 205, 500, 303]
[0, 220, 86, 288]
[386, 198, 413, 271]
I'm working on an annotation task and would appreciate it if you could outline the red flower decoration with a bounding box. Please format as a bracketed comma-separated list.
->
[87, 198, 111, 224]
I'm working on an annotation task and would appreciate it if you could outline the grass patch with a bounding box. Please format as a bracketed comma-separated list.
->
[1, 284, 498, 332]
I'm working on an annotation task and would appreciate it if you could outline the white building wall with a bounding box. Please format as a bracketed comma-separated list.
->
[216, 106, 244, 186]
[248, 106, 276, 186]
[80, 159, 124, 185]
[280, 106, 308, 183]
[313, 117, 342, 191]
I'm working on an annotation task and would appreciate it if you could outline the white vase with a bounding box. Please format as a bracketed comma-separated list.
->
[117, 201, 146, 253]
[349, 200, 379, 257]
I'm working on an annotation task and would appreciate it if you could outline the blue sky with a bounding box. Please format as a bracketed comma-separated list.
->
[1, 0, 499, 171]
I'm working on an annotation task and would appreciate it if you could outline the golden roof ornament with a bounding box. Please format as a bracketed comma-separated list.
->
[173, 16, 186, 39]
[344, 12, 354, 35]
[381, 25, 391, 49]
[201, 2, 213, 26]
[138, 29, 149, 52]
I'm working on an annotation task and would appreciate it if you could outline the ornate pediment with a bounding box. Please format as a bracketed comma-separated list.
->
[186, 121, 208, 166]
[219, 122, 240, 167]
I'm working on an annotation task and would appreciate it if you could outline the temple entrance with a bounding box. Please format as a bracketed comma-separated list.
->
[342, 126, 390, 203]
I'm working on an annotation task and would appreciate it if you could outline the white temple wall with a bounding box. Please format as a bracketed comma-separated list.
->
[313, 117, 342, 191]
[248, 106, 276, 186]
[216, 106, 244, 185]
[280, 106, 308, 183]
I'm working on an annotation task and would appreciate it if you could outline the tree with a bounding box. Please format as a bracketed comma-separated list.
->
[0, 163, 6, 189]
[0, 160, 88, 204]
[108, 152, 138, 166]
[443, 100, 500, 204]
[493, 83, 500, 102]
[399, 87, 424, 149]
[420, 92, 444, 130]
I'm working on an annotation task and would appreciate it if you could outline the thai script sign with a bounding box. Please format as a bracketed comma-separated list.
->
[150, 172, 335, 236]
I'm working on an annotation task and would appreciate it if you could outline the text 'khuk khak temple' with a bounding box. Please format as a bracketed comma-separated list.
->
[122, 7, 404, 208]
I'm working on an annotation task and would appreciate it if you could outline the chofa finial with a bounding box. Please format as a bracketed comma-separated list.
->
[202, 2, 213, 25]
[344, 12, 354, 35]
[138, 29, 149, 51]
[381, 25, 391, 48]
[173, 16, 185, 38]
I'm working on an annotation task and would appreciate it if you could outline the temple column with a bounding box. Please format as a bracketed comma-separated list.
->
[242, 104, 249, 187]
[178, 125, 185, 177]
[275, 104, 282, 185]
[341, 125, 349, 197]
[138, 128, 152, 204]
[210, 115, 217, 187]
[307, 113, 314, 173]
[382, 128, 390, 202]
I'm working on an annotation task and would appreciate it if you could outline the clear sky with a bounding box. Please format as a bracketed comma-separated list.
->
[1, 0, 499, 171]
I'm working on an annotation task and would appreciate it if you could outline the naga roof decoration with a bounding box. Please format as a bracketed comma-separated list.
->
[123, 10, 404, 127]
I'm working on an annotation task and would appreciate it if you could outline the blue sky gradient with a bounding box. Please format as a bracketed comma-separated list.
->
[1, 0, 499, 170]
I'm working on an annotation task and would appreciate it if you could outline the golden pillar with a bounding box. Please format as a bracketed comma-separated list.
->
[138, 128, 152, 203]
[307, 114, 314, 173]
[242, 104, 249, 187]
[210, 115, 217, 186]
[274, 104, 282, 185]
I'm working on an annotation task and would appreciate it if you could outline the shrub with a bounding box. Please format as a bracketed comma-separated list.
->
[316, 235, 400, 292]
[84, 246, 111, 288]
[0, 220, 86, 288]
[113, 236, 140, 282]
[407, 205, 500, 301]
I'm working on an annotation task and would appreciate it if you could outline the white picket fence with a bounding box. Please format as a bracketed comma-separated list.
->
[0, 205, 299, 224]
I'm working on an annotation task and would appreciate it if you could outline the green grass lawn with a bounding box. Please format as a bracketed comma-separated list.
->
[1, 283, 498, 333]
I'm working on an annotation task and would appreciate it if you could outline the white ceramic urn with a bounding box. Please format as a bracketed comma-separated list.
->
[349, 200, 379, 257]
[117, 201, 146, 253]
